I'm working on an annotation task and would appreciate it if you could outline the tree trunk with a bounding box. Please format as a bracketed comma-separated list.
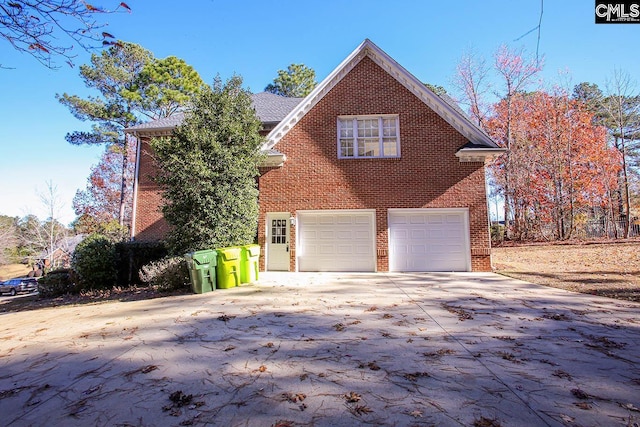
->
[620, 135, 631, 238]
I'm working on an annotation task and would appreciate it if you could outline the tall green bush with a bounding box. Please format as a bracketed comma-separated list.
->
[72, 233, 117, 290]
[150, 75, 265, 254]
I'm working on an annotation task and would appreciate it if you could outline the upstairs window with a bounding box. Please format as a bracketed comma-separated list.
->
[338, 115, 400, 159]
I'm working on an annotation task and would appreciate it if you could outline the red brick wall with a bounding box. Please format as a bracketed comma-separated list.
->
[257, 56, 492, 271]
[133, 56, 494, 271]
[133, 137, 170, 242]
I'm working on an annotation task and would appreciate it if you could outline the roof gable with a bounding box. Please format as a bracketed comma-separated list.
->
[264, 39, 500, 152]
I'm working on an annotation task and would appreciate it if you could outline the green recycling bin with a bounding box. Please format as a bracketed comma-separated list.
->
[241, 244, 260, 284]
[184, 249, 217, 293]
[216, 247, 241, 289]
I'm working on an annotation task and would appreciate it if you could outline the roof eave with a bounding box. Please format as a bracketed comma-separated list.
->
[259, 151, 286, 167]
[455, 147, 507, 162]
[125, 127, 176, 137]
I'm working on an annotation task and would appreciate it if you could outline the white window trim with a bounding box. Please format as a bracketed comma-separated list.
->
[337, 114, 400, 159]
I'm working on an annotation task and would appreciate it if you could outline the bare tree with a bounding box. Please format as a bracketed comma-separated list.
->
[21, 181, 69, 269]
[493, 45, 543, 238]
[0, 216, 18, 265]
[0, 0, 131, 68]
[603, 69, 640, 238]
[452, 48, 491, 128]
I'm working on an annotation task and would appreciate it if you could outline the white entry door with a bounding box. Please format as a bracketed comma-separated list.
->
[297, 210, 376, 272]
[266, 213, 290, 271]
[388, 208, 471, 272]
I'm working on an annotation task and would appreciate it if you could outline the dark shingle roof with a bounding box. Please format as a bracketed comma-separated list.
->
[251, 92, 303, 123]
[126, 92, 302, 134]
[127, 113, 185, 132]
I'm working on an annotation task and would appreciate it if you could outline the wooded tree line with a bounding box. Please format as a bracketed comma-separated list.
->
[0, 214, 68, 266]
[453, 47, 639, 241]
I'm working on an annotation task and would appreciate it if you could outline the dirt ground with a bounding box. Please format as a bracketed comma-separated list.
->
[493, 240, 640, 302]
[0, 263, 31, 281]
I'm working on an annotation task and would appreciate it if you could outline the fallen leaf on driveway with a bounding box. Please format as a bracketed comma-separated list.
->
[282, 392, 306, 403]
[552, 370, 572, 380]
[560, 414, 574, 423]
[621, 402, 640, 412]
[403, 371, 430, 382]
[141, 365, 158, 374]
[571, 388, 589, 399]
[352, 405, 373, 416]
[574, 402, 592, 410]
[473, 416, 501, 426]
[83, 385, 101, 395]
[344, 391, 361, 403]
[169, 390, 193, 406]
[333, 323, 346, 331]
[409, 409, 423, 417]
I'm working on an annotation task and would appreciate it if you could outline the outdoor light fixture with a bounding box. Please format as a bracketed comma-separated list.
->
[289, 216, 296, 227]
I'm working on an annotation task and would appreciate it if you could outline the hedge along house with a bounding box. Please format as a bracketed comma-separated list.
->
[126, 39, 505, 273]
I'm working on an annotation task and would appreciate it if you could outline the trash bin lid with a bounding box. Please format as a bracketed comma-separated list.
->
[217, 247, 241, 261]
[242, 244, 261, 257]
[191, 249, 217, 265]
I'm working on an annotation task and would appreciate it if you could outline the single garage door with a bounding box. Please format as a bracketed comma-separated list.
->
[388, 208, 470, 272]
[297, 210, 376, 272]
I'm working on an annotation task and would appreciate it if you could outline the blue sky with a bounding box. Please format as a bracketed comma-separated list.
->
[0, 0, 638, 225]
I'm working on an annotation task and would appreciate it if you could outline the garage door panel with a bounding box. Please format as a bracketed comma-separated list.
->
[355, 215, 370, 224]
[356, 245, 370, 254]
[410, 245, 427, 255]
[319, 231, 334, 239]
[427, 214, 444, 224]
[337, 216, 352, 225]
[337, 231, 353, 239]
[298, 211, 375, 272]
[389, 209, 470, 272]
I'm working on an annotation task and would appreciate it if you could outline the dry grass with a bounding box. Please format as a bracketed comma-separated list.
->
[493, 241, 640, 302]
[0, 264, 31, 281]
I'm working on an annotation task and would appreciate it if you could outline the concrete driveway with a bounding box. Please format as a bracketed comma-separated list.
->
[1, 272, 639, 426]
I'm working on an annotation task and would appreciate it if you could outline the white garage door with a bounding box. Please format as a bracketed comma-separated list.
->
[388, 209, 470, 272]
[297, 210, 376, 272]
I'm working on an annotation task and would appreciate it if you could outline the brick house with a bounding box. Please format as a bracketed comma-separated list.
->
[126, 39, 504, 273]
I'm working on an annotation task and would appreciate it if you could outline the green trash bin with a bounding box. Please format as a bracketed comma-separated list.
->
[185, 249, 217, 293]
[241, 244, 260, 284]
[216, 247, 241, 289]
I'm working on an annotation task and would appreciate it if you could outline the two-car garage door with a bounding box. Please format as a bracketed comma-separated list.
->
[294, 208, 470, 272]
[388, 209, 471, 272]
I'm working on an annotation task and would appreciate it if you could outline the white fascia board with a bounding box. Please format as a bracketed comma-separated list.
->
[264, 39, 499, 150]
[264, 40, 372, 151]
